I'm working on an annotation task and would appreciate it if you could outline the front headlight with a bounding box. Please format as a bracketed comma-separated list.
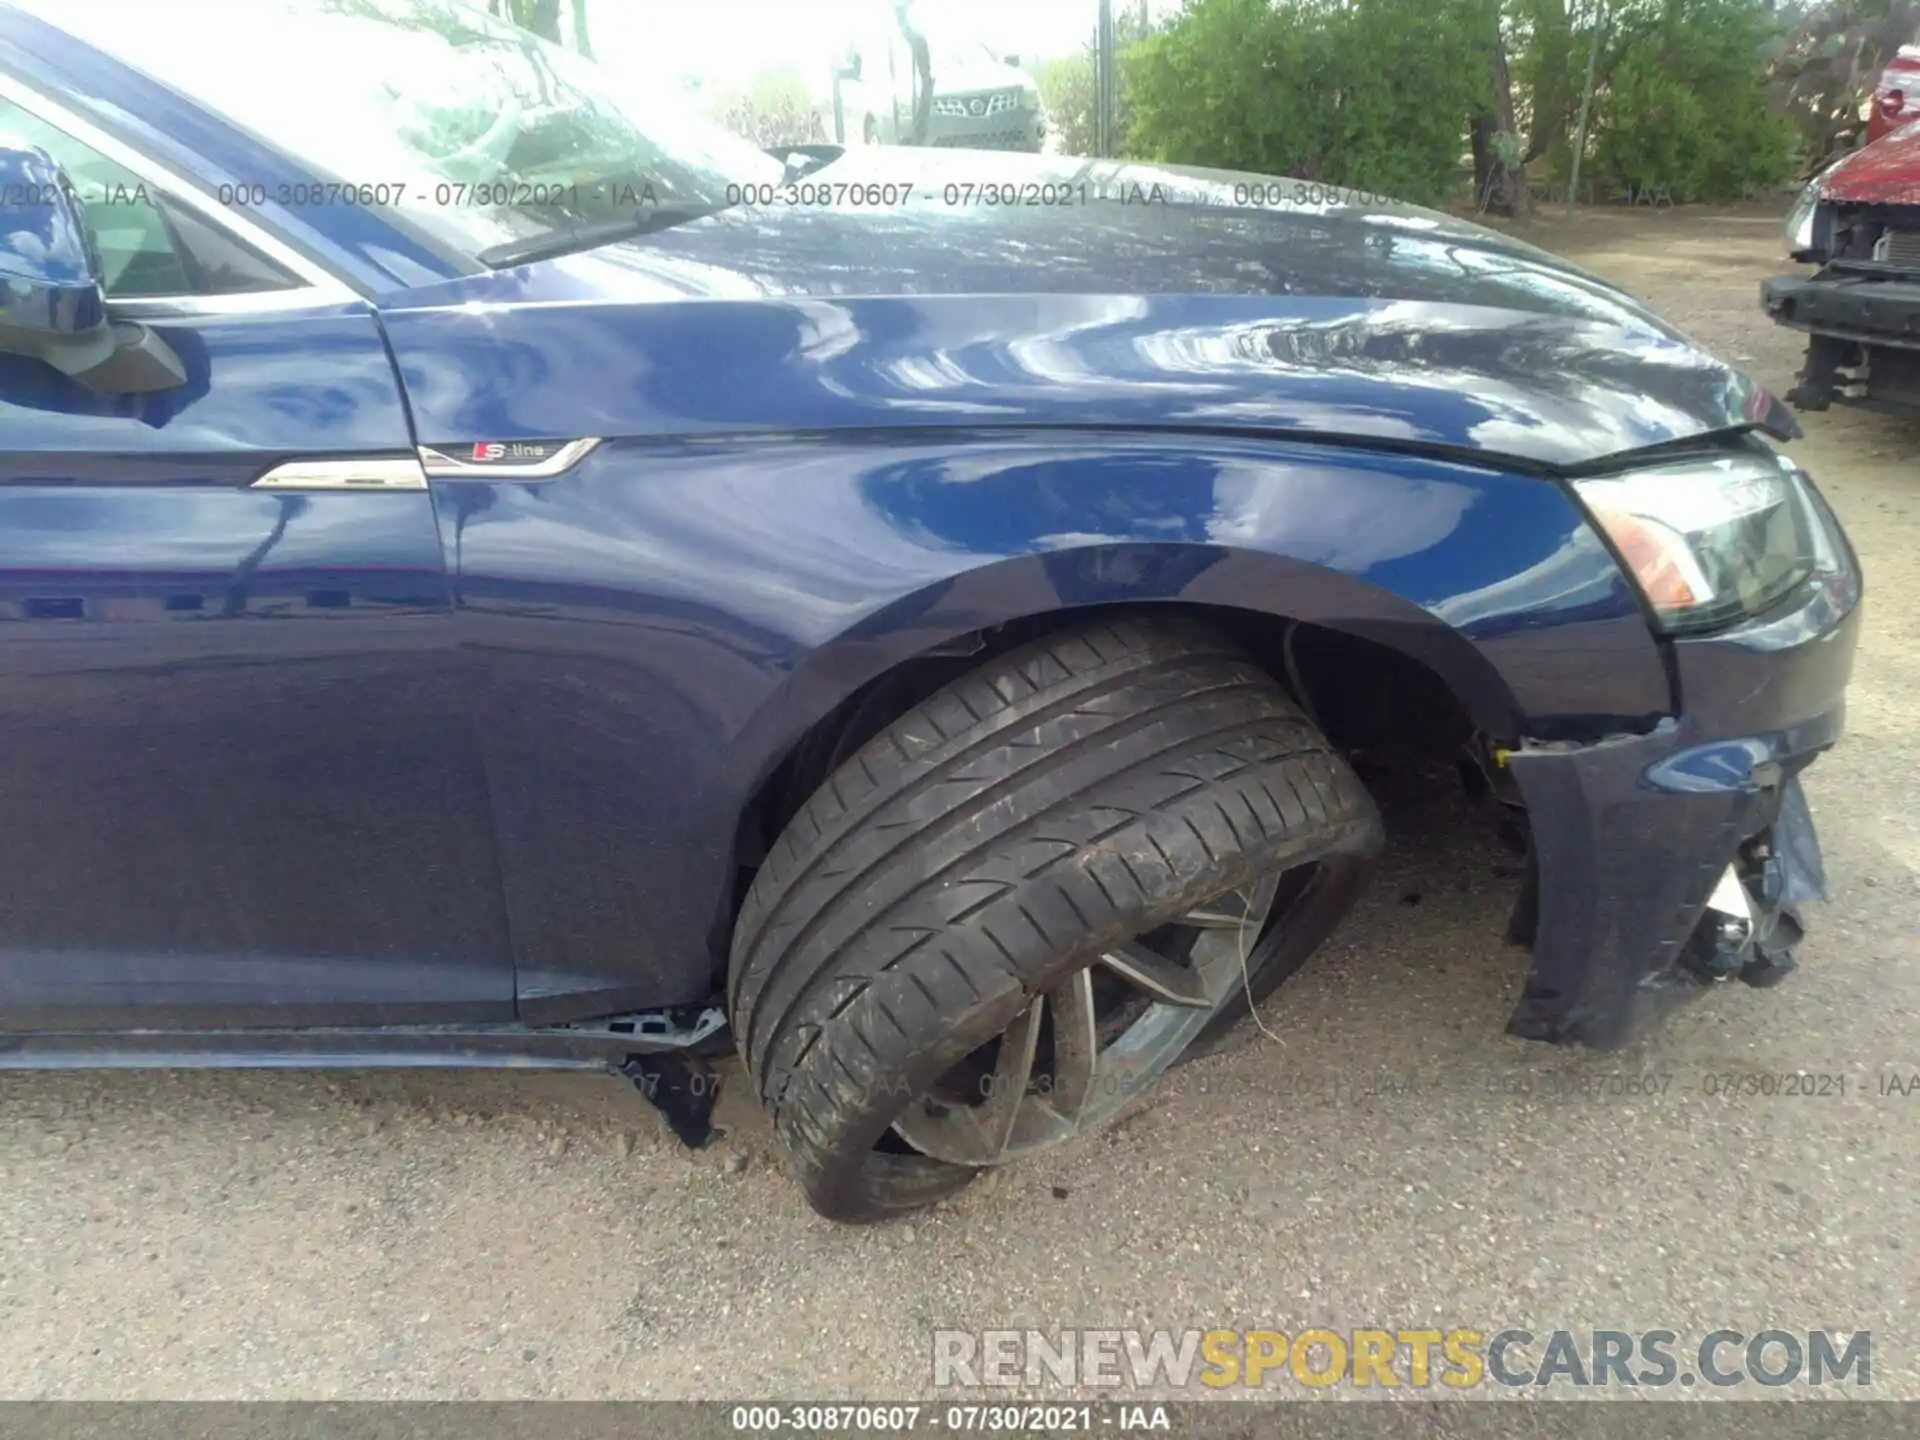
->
[1017, 88, 1040, 111]
[1572, 452, 1843, 634]
[1784, 174, 1822, 255]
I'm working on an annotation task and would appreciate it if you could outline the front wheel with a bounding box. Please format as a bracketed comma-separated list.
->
[729, 617, 1383, 1222]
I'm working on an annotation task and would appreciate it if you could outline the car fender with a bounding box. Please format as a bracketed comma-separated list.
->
[436, 428, 1670, 1014]
[722, 430, 1671, 801]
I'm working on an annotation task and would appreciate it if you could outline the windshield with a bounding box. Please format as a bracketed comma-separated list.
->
[28, 0, 787, 260]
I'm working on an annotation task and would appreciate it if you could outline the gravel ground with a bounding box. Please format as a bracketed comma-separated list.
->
[2, 203, 1916, 1402]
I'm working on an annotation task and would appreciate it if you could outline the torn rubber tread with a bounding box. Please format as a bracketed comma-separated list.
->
[728, 617, 1382, 1221]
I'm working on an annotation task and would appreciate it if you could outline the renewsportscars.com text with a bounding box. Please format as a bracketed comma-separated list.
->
[932, 1327, 1872, 1390]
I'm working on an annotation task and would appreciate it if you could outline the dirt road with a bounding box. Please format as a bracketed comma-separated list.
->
[2, 204, 1916, 1400]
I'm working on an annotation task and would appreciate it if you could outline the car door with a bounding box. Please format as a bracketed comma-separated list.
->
[0, 86, 513, 1030]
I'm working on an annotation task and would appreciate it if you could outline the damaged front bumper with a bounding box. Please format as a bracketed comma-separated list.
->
[1500, 561, 1861, 1049]
[1764, 269, 1920, 414]
[1763, 270, 1920, 352]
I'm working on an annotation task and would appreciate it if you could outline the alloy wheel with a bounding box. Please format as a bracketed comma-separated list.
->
[889, 864, 1321, 1165]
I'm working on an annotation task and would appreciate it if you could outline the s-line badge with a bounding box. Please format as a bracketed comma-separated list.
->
[417, 438, 602, 479]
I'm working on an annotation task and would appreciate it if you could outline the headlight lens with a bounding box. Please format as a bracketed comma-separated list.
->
[1784, 175, 1821, 254]
[1573, 453, 1840, 634]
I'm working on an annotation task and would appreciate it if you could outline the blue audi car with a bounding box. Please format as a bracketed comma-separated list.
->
[0, 0, 1861, 1220]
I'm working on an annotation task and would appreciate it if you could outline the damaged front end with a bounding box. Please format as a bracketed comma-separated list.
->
[1494, 463, 1862, 1050]
[1683, 780, 1827, 991]
[1502, 732, 1841, 1049]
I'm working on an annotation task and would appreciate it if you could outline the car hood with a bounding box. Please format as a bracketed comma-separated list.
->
[601, 151, 1696, 322]
[1819, 120, 1920, 205]
[393, 150, 1795, 469]
[932, 61, 1032, 95]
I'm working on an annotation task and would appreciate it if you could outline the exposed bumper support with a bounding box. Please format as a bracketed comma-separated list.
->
[1686, 780, 1829, 990]
[1763, 271, 1920, 350]
[1764, 271, 1920, 414]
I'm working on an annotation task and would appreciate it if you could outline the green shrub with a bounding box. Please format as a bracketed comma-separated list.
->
[1115, 0, 1798, 209]
[1035, 53, 1099, 156]
[1122, 0, 1488, 207]
[1316, 0, 1491, 205]
[1034, 9, 1154, 158]
[1586, 0, 1797, 200]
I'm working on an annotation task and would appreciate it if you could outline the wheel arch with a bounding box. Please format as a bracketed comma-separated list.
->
[738, 540, 1521, 763]
[720, 542, 1523, 927]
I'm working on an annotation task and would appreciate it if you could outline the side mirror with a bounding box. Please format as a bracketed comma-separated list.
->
[0, 143, 183, 394]
[1004, 54, 1022, 68]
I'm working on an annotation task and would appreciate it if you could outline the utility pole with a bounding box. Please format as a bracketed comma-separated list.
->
[1096, 0, 1116, 157]
[1567, 0, 1604, 213]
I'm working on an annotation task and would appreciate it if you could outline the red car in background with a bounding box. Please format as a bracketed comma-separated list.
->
[1870, 45, 1920, 144]
[1763, 45, 1920, 415]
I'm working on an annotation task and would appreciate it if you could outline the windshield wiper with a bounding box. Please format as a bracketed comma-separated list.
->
[478, 204, 726, 268]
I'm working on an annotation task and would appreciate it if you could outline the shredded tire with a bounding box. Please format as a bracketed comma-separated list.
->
[729, 616, 1383, 1221]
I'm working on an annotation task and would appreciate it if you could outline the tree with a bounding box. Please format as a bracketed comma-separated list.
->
[894, 0, 935, 145]
[1035, 54, 1097, 155]
[1471, 0, 1532, 214]
[1771, 0, 1920, 167]
[1125, 0, 1490, 207]
[1585, 0, 1798, 200]
[1035, 7, 1152, 157]
[489, 0, 561, 44]
[528, 0, 560, 42]
[1513, 0, 1577, 162]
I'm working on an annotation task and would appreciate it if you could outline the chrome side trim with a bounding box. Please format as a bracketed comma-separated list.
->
[418, 437, 603, 480]
[251, 457, 428, 492]
[112, 290, 359, 319]
[0, 72, 357, 305]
